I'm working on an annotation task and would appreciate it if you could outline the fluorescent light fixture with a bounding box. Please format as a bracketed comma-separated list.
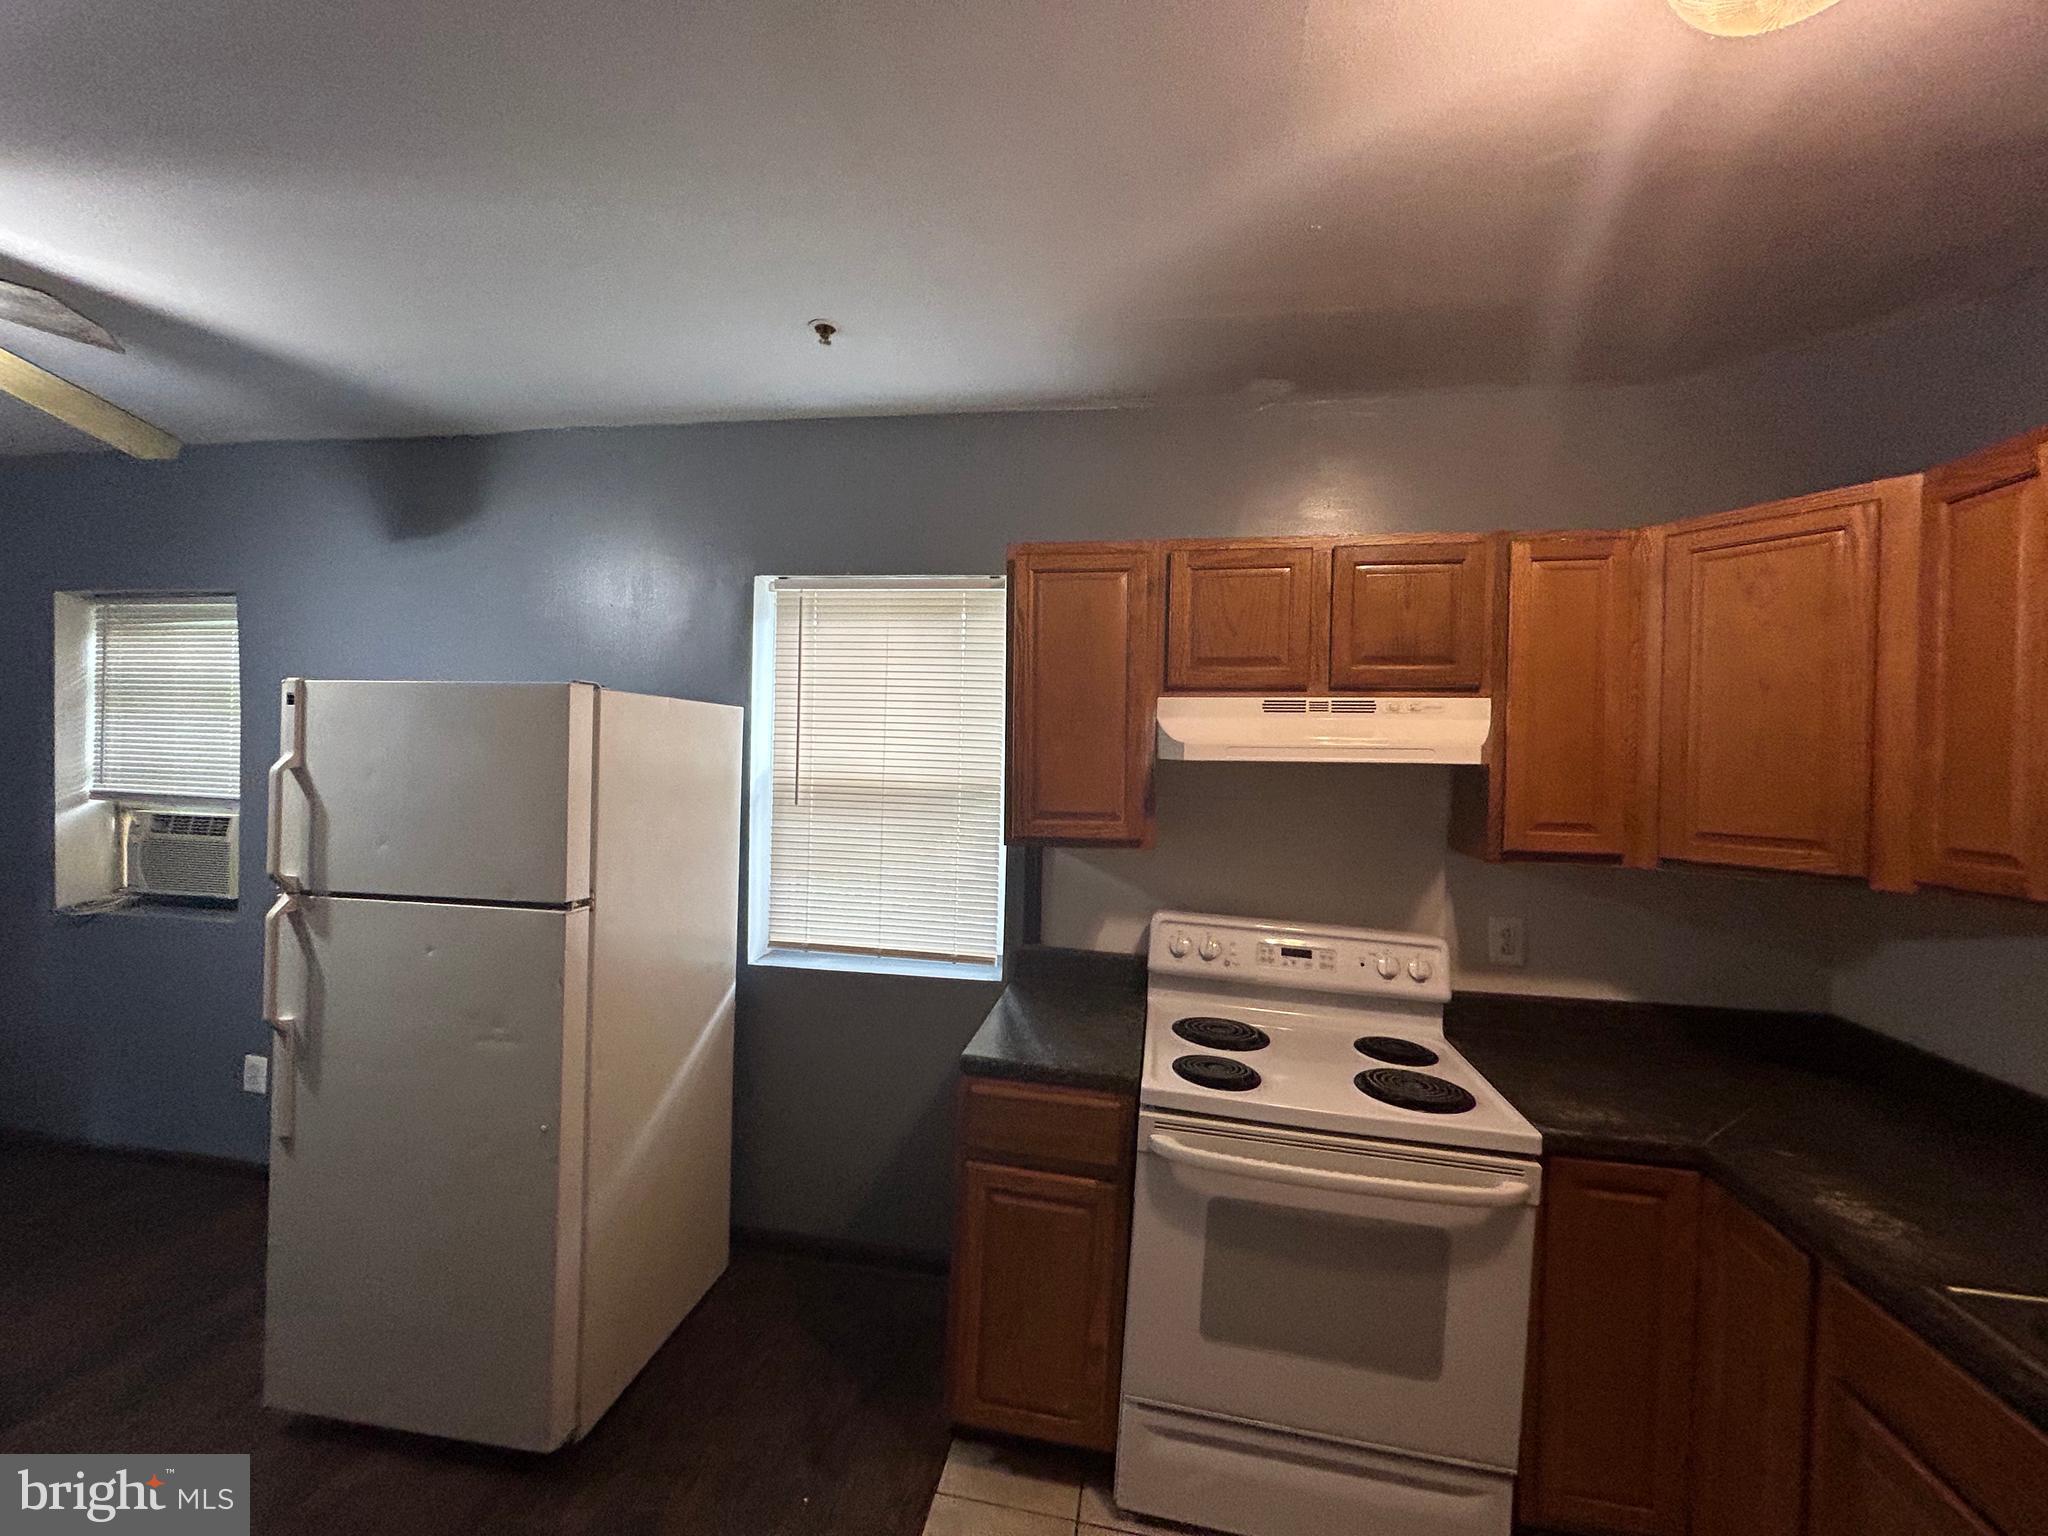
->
[1668, 0, 1846, 35]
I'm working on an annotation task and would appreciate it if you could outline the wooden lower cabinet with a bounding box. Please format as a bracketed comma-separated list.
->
[1690, 1183, 1814, 1536]
[1809, 1275, 2048, 1536]
[946, 1076, 1134, 1452]
[1523, 1159, 1702, 1536]
[1524, 1166, 2048, 1536]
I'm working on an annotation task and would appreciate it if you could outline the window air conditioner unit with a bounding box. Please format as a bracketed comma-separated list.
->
[120, 809, 238, 901]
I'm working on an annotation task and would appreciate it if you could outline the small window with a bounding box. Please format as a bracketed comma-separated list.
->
[747, 576, 1007, 980]
[91, 596, 243, 801]
[54, 593, 242, 910]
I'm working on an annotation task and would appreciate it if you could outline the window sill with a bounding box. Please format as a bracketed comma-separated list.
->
[56, 897, 240, 924]
[749, 947, 1003, 983]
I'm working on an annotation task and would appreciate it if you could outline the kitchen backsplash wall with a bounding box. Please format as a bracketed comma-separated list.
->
[1042, 764, 2048, 1095]
[1041, 763, 1835, 1014]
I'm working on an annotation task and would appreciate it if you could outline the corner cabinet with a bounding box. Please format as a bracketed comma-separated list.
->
[1649, 478, 1920, 883]
[946, 1076, 1135, 1452]
[1500, 532, 1641, 859]
[1526, 1166, 2048, 1536]
[1915, 429, 2048, 901]
[1007, 544, 1164, 844]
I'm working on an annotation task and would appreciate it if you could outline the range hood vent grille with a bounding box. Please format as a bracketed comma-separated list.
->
[1259, 697, 1379, 715]
[1160, 695, 1489, 764]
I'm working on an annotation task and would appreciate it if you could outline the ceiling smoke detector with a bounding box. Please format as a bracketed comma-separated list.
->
[1667, 0, 1846, 36]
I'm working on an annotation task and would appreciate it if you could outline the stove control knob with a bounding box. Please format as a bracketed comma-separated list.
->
[1199, 937, 1223, 962]
[1374, 953, 1399, 980]
[1409, 957, 1435, 983]
[1167, 933, 1192, 958]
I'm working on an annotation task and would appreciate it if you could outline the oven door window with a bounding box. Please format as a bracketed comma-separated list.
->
[1201, 1197, 1450, 1379]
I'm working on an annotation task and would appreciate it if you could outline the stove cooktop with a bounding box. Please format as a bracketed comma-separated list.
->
[1141, 1003, 1539, 1155]
[1140, 911, 1542, 1157]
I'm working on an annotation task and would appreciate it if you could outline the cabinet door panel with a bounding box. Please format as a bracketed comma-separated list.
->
[1918, 436, 2048, 900]
[1691, 1184, 1813, 1536]
[1524, 1159, 1700, 1536]
[1812, 1393, 1997, 1536]
[1330, 536, 1492, 692]
[1167, 543, 1318, 691]
[1503, 533, 1635, 856]
[1658, 495, 1881, 875]
[947, 1159, 1125, 1451]
[1008, 545, 1162, 843]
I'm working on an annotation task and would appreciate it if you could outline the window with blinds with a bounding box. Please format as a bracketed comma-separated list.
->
[751, 577, 1006, 974]
[90, 596, 243, 802]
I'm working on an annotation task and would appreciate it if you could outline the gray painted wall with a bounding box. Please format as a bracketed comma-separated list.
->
[4, 271, 2047, 1255]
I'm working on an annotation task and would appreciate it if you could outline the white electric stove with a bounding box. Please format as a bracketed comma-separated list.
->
[1117, 912, 1543, 1536]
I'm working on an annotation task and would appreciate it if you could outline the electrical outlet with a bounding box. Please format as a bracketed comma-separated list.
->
[242, 1053, 269, 1094]
[1487, 916, 1527, 968]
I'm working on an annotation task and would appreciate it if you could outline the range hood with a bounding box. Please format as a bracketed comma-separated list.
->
[1156, 695, 1491, 764]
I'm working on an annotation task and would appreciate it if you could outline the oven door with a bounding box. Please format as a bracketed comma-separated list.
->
[1123, 1111, 1541, 1472]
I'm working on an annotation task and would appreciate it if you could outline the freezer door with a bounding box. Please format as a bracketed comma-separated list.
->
[263, 895, 590, 1451]
[270, 679, 594, 903]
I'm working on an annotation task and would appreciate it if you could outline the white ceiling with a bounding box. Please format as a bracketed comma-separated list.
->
[2, 0, 2044, 452]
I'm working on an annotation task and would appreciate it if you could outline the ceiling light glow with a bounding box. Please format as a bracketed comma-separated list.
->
[1668, 0, 1846, 36]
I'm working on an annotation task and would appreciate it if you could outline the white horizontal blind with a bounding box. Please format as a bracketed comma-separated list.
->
[766, 580, 1005, 966]
[91, 597, 242, 801]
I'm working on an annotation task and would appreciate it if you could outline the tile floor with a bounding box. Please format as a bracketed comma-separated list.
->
[923, 1436, 1215, 1536]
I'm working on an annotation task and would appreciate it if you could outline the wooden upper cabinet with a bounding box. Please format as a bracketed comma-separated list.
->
[1007, 544, 1163, 844]
[1809, 1275, 2048, 1536]
[1653, 480, 1918, 879]
[1690, 1185, 1814, 1536]
[1502, 533, 1637, 858]
[1523, 1158, 1701, 1536]
[1166, 542, 1320, 691]
[1916, 429, 2048, 901]
[1329, 535, 1494, 692]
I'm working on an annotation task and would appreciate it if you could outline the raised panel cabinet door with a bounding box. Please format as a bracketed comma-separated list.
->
[1690, 1184, 1814, 1536]
[1329, 535, 1493, 692]
[1008, 544, 1164, 843]
[1166, 542, 1319, 691]
[1917, 432, 2048, 900]
[947, 1159, 1127, 1452]
[1809, 1275, 2048, 1536]
[1503, 533, 1636, 856]
[1658, 493, 1883, 875]
[1524, 1159, 1701, 1536]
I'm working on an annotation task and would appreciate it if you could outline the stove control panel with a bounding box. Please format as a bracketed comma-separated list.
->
[1147, 911, 1451, 1001]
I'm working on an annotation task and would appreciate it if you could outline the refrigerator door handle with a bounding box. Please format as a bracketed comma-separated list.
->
[263, 892, 302, 1143]
[267, 676, 308, 894]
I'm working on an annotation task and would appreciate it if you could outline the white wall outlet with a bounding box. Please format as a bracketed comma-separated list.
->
[242, 1053, 269, 1094]
[1487, 916, 1527, 967]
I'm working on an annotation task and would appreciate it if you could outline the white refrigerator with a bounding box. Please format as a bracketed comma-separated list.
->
[259, 679, 742, 1451]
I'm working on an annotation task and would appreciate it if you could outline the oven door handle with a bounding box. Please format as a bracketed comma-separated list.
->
[1147, 1131, 1533, 1208]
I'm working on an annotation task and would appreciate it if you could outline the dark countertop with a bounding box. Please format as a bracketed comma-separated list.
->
[962, 953, 2048, 1433]
[959, 946, 1146, 1092]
